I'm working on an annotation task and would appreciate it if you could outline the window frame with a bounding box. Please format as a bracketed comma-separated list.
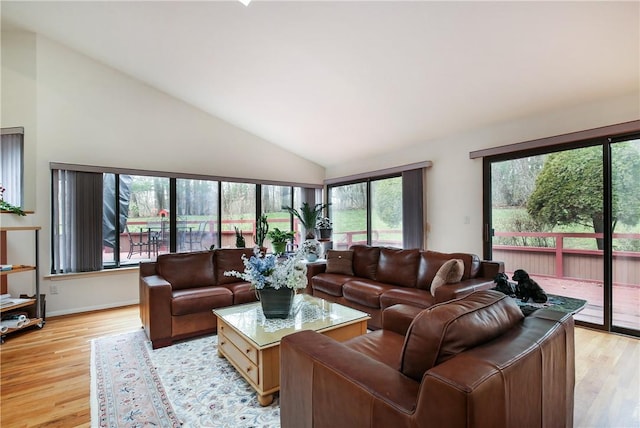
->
[50, 162, 321, 273]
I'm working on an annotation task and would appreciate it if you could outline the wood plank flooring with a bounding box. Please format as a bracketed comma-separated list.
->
[1, 305, 638, 427]
[1, 305, 141, 428]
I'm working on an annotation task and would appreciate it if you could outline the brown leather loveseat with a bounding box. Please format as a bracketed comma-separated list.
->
[280, 290, 575, 428]
[311, 245, 504, 329]
[139, 248, 256, 348]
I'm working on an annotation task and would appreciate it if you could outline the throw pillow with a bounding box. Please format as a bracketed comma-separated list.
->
[430, 259, 464, 296]
[325, 250, 354, 276]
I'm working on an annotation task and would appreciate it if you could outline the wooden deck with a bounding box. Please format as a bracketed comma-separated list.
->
[508, 273, 640, 331]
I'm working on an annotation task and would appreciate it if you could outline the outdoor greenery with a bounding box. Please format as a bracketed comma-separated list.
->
[372, 177, 402, 228]
[527, 144, 640, 249]
[492, 141, 640, 252]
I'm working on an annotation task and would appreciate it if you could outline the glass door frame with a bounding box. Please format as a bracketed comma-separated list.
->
[482, 131, 639, 337]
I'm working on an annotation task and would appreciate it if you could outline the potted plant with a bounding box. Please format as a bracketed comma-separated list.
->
[234, 226, 246, 248]
[316, 216, 332, 239]
[224, 247, 308, 318]
[283, 202, 329, 239]
[0, 186, 25, 216]
[255, 214, 269, 249]
[301, 239, 321, 262]
[267, 227, 295, 255]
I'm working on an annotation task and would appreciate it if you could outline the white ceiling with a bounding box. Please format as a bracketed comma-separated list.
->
[1, 1, 638, 167]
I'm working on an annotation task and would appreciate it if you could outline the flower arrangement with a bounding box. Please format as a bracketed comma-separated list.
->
[224, 247, 308, 291]
[316, 216, 332, 229]
[301, 239, 321, 257]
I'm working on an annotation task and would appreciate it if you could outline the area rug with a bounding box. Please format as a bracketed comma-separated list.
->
[91, 330, 281, 427]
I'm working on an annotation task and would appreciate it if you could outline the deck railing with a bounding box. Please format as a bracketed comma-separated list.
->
[493, 231, 640, 285]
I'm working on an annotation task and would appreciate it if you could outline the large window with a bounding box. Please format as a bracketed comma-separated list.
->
[51, 163, 319, 273]
[327, 166, 425, 250]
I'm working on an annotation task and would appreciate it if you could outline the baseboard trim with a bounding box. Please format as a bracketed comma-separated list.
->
[47, 299, 139, 318]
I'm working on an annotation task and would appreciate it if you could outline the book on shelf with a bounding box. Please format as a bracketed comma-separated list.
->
[0, 294, 33, 309]
[1, 264, 12, 271]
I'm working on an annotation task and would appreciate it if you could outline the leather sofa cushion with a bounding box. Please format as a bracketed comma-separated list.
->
[376, 248, 419, 288]
[157, 251, 215, 290]
[344, 330, 406, 370]
[171, 286, 233, 316]
[312, 273, 350, 297]
[416, 251, 480, 290]
[343, 279, 396, 308]
[400, 290, 524, 381]
[221, 282, 257, 305]
[214, 248, 255, 285]
[351, 245, 380, 280]
[379, 288, 433, 310]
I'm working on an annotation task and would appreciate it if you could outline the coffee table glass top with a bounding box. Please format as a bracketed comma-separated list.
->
[213, 294, 370, 348]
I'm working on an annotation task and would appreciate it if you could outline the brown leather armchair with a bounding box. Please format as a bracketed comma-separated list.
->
[280, 290, 575, 428]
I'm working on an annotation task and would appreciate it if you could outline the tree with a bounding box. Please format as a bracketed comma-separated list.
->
[373, 177, 402, 228]
[492, 155, 545, 207]
[527, 144, 640, 249]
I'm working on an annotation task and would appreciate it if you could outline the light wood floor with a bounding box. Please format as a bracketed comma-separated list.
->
[1, 306, 638, 428]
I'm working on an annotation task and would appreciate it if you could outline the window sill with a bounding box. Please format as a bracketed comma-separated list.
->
[45, 266, 139, 281]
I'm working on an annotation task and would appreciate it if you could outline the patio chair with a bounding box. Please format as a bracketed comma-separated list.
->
[125, 225, 148, 259]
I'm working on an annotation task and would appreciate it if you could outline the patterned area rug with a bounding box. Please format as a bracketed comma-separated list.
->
[91, 330, 281, 427]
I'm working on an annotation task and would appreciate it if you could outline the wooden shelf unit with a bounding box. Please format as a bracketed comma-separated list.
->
[1, 226, 43, 342]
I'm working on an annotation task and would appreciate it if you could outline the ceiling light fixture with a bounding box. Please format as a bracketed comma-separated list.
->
[238, 0, 252, 6]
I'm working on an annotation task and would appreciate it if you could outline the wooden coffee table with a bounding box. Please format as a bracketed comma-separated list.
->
[213, 294, 370, 406]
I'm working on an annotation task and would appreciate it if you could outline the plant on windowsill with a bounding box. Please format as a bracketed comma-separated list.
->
[255, 214, 269, 248]
[267, 227, 295, 255]
[316, 216, 332, 240]
[0, 186, 26, 216]
[234, 226, 246, 248]
[283, 202, 329, 239]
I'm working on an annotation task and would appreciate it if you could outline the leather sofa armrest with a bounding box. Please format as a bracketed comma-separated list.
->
[382, 304, 424, 335]
[280, 330, 419, 428]
[304, 261, 327, 295]
[476, 260, 504, 279]
[140, 274, 173, 348]
[434, 278, 495, 303]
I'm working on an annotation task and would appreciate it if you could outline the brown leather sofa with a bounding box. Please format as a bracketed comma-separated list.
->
[280, 290, 575, 428]
[139, 248, 256, 349]
[311, 245, 504, 329]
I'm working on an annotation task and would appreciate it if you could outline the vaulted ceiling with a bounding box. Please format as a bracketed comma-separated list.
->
[2, 1, 638, 167]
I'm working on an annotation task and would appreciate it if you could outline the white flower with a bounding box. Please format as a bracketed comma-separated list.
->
[225, 247, 307, 290]
[301, 239, 321, 256]
[316, 216, 332, 229]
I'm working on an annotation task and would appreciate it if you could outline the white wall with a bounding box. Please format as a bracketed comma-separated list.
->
[2, 32, 325, 316]
[326, 93, 640, 255]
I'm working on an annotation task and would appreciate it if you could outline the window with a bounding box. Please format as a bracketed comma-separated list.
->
[221, 182, 256, 248]
[176, 178, 218, 252]
[261, 185, 293, 249]
[1, 128, 24, 207]
[51, 162, 319, 273]
[327, 165, 426, 250]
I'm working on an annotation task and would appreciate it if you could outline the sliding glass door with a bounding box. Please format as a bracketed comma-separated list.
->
[611, 138, 640, 332]
[485, 137, 640, 336]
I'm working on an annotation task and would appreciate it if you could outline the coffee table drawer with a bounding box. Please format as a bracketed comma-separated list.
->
[219, 334, 260, 386]
[219, 323, 259, 364]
